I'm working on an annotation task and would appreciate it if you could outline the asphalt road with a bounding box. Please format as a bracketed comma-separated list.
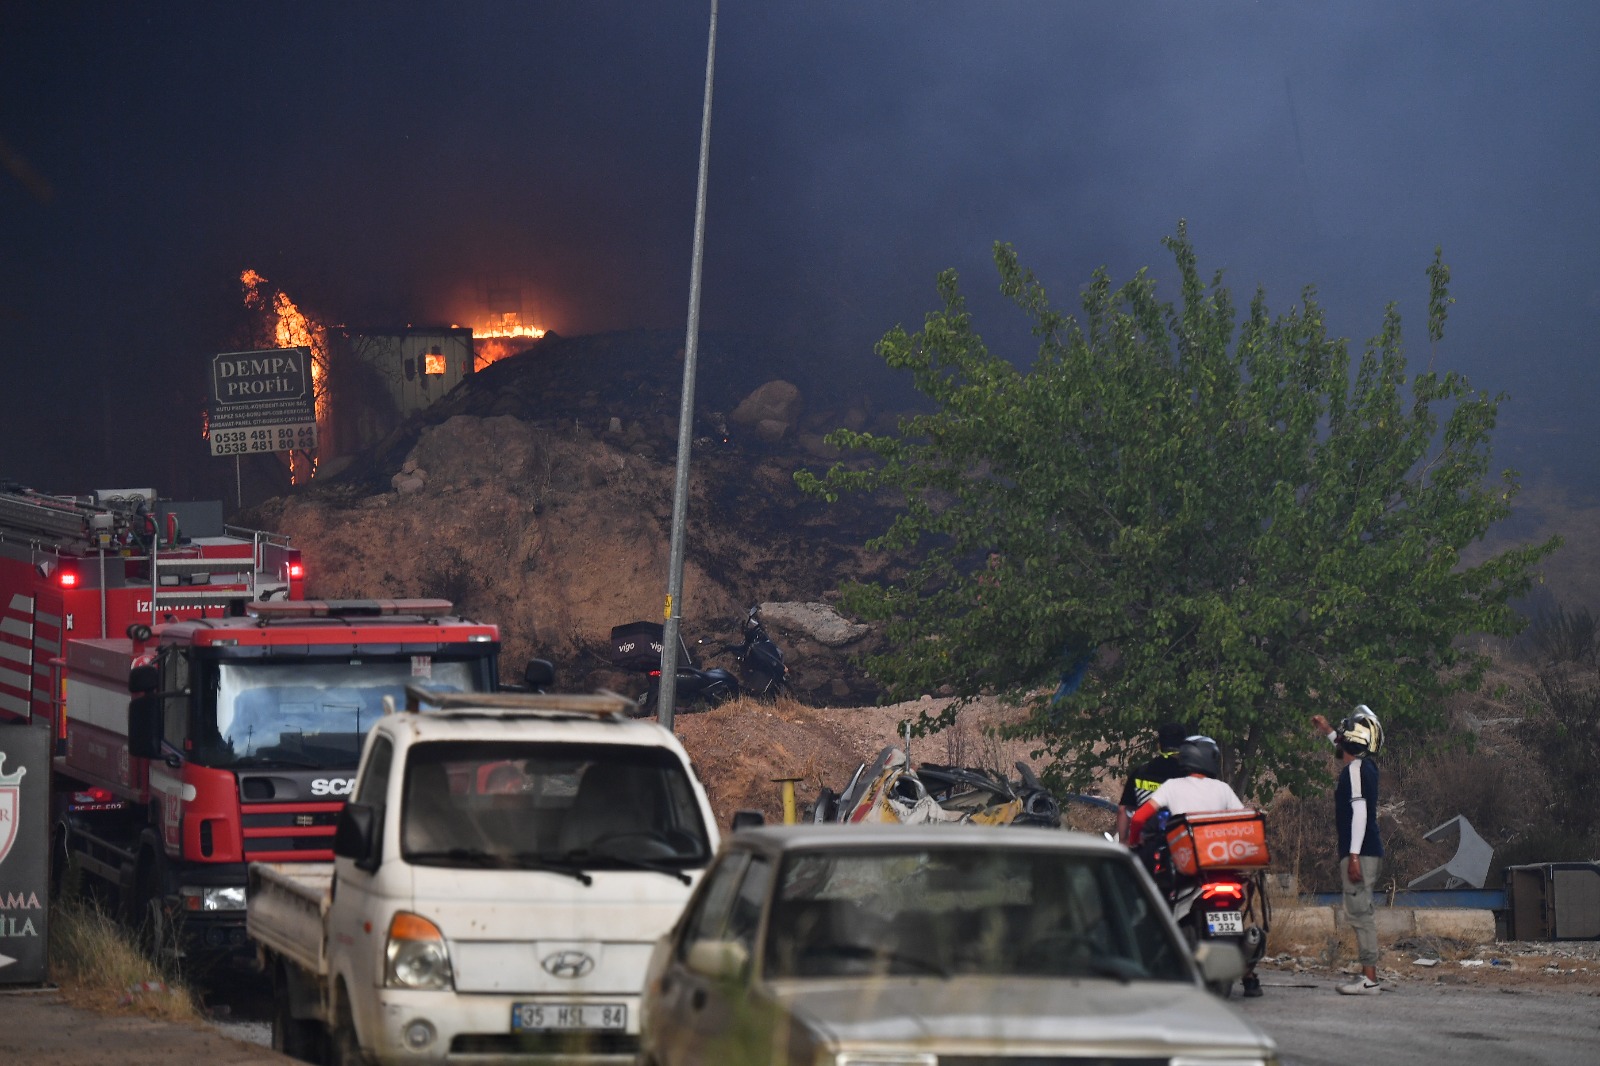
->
[8, 967, 1599, 1065]
[1234, 971, 1600, 1066]
[0, 985, 291, 1066]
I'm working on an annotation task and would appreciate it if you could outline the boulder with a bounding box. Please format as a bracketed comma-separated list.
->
[758, 601, 869, 647]
[731, 381, 803, 437]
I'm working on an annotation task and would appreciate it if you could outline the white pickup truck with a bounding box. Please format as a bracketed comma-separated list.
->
[246, 687, 720, 1065]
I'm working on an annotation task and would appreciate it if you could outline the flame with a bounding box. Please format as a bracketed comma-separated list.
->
[240, 269, 327, 483]
[470, 312, 545, 370]
[475, 311, 546, 339]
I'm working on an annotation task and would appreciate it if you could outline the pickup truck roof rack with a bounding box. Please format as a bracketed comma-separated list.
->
[398, 684, 637, 719]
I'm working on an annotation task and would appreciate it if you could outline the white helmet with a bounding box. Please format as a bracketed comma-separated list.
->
[1338, 704, 1384, 756]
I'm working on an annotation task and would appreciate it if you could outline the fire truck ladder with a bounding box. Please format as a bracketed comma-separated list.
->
[0, 488, 114, 551]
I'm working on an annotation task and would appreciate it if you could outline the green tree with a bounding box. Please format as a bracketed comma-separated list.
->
[796, 224, 1559, 798]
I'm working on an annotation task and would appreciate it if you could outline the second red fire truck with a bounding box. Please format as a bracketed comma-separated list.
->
[0, 484, 508, 954]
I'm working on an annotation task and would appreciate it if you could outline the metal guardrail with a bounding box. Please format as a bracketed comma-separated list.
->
[1307, 888, 1507, 909]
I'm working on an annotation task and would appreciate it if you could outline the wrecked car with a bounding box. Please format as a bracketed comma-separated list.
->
[812, 744, 1083, 827]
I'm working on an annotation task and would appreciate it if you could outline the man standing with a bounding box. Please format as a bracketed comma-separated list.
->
[1311, 706, 1385, 996]
[1116, 722, 1189, 844]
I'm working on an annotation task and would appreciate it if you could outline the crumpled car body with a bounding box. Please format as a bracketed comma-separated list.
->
[820, 745, 1064, 827]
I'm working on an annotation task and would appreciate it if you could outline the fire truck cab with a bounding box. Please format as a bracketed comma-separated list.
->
[69, 599, 502, 954]
[0, 484, 506, 955]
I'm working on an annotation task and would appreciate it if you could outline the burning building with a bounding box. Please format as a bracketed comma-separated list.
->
[234, 270, 546, 470]
[323, 326, 476, 457]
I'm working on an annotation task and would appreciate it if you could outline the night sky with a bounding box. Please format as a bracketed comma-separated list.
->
[4, 2, 1597, 502]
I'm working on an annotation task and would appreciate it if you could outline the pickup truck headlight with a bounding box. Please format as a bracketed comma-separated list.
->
[384, 912, 455, 991]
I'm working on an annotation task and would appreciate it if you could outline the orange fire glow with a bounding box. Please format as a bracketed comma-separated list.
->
[475, 312, 546, 339]
[240, 269, 326, 483]
[470, 312, 546, 370]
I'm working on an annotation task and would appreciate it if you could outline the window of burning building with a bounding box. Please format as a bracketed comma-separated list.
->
[423, 346, 446, 375]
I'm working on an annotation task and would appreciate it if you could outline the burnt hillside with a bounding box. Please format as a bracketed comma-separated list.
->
[249, 330, 913, 704]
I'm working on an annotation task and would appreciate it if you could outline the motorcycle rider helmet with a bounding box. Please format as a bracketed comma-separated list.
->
[1175, 735, 1222, 777]
[1337, 704, 1384, 756]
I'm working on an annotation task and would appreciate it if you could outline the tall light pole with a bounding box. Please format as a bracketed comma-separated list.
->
[657, 0, 719, 732]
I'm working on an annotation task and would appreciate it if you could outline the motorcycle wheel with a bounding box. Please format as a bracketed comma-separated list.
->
[1180, 917, 1236, 999]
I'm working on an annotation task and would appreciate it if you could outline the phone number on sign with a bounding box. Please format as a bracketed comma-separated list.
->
[209, 424, 317, 456]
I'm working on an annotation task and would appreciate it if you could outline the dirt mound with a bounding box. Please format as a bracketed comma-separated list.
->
[250, 330, 913, 706]
[662, 693, 1118, 833]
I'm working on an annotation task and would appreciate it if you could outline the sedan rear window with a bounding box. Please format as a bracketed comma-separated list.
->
[764, 846, 1188, 982]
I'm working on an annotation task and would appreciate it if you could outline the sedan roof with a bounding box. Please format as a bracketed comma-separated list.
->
[729, 822, 1126, 857]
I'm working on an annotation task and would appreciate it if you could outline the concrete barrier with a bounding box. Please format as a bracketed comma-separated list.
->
[1412, 907, 1497, 941]
[1334, 905, 1498, 943]
[1267, 906, 1337, 951]
[1266, 905, 1497, 952]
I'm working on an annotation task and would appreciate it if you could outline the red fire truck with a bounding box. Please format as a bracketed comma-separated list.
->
[0, 485, 506, 954]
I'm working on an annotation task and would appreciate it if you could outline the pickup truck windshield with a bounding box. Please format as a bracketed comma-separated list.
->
[763, 846, 1190, 983]
[197, 659, 484, 770]
[401, 741, 712, 871]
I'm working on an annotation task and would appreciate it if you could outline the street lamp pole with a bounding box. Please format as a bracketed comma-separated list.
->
[658, 0, 719, 732]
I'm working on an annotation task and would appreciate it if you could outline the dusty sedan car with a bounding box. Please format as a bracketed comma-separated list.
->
[639, 823, 1277, 1066]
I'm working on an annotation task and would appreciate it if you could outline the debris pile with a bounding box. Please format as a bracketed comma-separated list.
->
[813, 744, 1076, 828]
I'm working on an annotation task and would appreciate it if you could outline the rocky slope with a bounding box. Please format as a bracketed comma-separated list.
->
[250, 329, 910, 704]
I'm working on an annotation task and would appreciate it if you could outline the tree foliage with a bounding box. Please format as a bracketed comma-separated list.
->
[796, 225, 1560, 798]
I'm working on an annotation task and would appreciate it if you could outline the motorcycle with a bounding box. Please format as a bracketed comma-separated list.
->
[1145, 810, 1271, 997]
[725, 605, 788, 699]
[610, 620, 739, 715]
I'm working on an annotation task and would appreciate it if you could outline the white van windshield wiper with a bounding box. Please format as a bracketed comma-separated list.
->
[406, 848, 592, 885]
[555, 849, 691, 885]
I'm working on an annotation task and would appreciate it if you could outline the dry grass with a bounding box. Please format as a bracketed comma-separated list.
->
[48, 898, 202, 1022]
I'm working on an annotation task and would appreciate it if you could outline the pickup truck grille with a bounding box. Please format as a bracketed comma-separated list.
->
[450, 1033, 639, 1056]
[939, 1059, 1169, 1066]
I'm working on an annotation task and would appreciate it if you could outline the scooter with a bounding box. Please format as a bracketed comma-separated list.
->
[610, 620, 739, 715]
[1147, 811, 1271, 997]
[726, 605, 788, 699]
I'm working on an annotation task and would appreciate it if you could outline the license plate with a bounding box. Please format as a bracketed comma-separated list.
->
[1206, 911, 1243, 935]
[511, 1003, 627, 1032]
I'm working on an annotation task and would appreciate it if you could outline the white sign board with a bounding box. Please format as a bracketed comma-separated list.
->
[207, 347, 318, 456]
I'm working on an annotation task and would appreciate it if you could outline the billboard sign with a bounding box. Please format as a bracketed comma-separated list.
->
[0, 722, 49, 984]
[207, 346, 318, 456]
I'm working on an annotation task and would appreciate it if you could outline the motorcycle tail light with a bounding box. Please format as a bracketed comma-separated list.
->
[1200, 881, 1245, 901]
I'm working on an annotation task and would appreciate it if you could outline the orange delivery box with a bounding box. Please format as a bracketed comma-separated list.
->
[1165, 809, 1269, 877]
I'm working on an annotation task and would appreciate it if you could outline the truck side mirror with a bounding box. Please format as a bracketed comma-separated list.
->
[334, 803, 382, 872]
[523, 659, 556, 691]
[129, 665, 159, 694]
[127, 694, 162, 760]
[730, 809, 765, 831]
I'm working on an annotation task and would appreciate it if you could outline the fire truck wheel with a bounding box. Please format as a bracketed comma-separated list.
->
[133, 854, 175, 965]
